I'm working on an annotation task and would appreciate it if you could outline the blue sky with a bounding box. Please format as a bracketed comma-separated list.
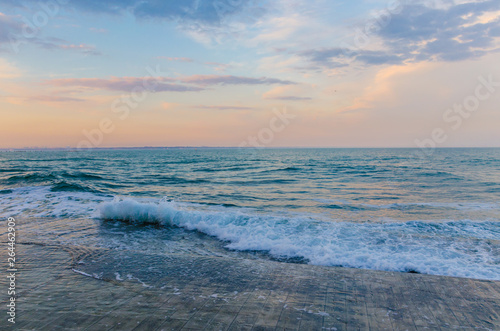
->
[1, 0, 500, 148]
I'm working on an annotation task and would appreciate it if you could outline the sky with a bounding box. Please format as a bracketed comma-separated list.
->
[0, 0, 500, 148]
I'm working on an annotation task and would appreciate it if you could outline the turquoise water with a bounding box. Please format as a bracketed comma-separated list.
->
[1, 148, 499, 280]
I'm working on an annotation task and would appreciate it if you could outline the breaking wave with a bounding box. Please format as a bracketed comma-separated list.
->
[100, 198, 500, 281]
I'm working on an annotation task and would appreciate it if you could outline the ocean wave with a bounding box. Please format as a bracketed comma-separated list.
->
[0, 168, 26, 173]
[229, 178, 296, 185]
[99, 198, 500, 280]
[260, 166, 301, 173]
[193, 165, 258, 172]
[0, 186, 108, 219]
[1, 170, 105, 186]
[315, 199, 499, 211]
[1, 183, 498, 281]
[3, 172, 59, 183]
[61, 172, 105, 180]
[50, 181, 104, 194]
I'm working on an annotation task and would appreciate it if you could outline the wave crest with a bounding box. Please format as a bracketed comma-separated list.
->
[99, 199, 500, 280]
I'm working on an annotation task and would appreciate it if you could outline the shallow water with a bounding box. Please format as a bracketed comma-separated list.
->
[1, 148, 499, 280]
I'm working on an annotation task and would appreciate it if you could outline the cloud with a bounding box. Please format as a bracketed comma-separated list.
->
[251, 14, 305, 44]
[44, 74, 296, 93]
[378, 0, 500, 62]
[1, 0, 271, 45]
[299, 0, 500, 70]
[262, 84, 312, 101]
[337, 62, 434, 113]
[2, 0, 268, 26]
[0, 12, 101, 55]
[300, 48, 345, 66]
[0, 12, 23, 51]
[300, 48, 402, 68]
[354, 51, 403, 65]
[204, 61, 233, 72]
[28, 95, 84, 103]
[35, 41, 102, 55]
[181, 74, 295, 85]
[267, 96, 312, 101]
[133, 0, 259, 24]
[193, 105, 255, 110]
[45, 77, 204, 93]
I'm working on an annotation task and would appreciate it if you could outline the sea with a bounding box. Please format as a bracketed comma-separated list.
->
[0, 148, 499, 281]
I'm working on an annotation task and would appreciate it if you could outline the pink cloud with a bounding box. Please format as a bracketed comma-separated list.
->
[181, 75, 295, 85]
[45, 77, 203, 93]
[29, 95, 84, 103]
[193, 105, 255, 110]
[44, 74, 296, 93]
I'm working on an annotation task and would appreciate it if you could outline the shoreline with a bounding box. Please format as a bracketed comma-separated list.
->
[2, 242, 499, 330]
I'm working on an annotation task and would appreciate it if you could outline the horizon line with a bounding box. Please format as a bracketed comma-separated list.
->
[1, 146, 500, 151]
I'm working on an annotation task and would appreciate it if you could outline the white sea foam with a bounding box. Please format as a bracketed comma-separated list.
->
[99, 198, 500, 281]
[72, 269, 102, 280]
[0, 186, 108, 219]
[1, 187, 498, 280]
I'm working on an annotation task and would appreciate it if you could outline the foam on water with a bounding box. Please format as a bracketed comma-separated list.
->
[99, 198, 500, 281]
[1, 186, 498, 281]
[0, 186, 108, 219]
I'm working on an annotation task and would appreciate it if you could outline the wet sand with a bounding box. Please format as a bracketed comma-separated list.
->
[2, 243, 500, 330]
